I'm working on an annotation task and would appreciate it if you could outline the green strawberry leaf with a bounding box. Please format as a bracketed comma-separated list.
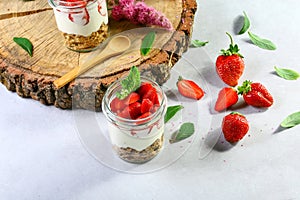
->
[190, 40, 209, 48]
[238, 11, 250, 35]
[281, 111, 300, 128]
[274, 66, 300, 80]
[164, 105, 184, 123]
[248, 31, 276, 50]
[13, 37, 33, 57]
[116, 66, 141, 99]
[140, 31, 156, 56]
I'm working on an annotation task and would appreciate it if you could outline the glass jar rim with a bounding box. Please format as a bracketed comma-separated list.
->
[102, 76, 167, 127]
[48, 0, 98, 11]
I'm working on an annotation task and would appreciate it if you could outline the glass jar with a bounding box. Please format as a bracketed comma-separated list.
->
[102, 77, 167, 164]
[48, 0, 109, 52]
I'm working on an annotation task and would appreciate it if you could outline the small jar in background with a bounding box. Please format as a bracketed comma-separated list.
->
[102, 77, 167, 164]
[48, 0, 109, 52]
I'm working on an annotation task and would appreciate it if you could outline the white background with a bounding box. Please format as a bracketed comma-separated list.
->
[1, 0, 300, 199]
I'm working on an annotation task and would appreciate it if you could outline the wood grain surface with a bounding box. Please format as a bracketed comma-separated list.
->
[0, 0, 197, 110]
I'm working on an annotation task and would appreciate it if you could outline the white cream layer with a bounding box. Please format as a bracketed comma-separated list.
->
[53, 1, 108, 36]
[108, 124, 164, 151]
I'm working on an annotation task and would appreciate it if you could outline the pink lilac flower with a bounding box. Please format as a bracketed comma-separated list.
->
[111, 0, 173, 30]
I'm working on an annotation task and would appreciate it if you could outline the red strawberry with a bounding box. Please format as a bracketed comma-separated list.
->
[123, 92, 140, 105]
[136, 112, 152, 125]
[142, 87, 159, 105]
[141, 98, 154, 113]
[222, 112, 249, 143]
[214, 87, 238, 112]
[110, 97, 126, 113]
[118, 102, 141, 119]
[138, 82, 153, 97]
[110, 92, 140, 113]
[216, 32, 245, 87]
[177, 76, 204, 100]
[238, 80, 274, 107]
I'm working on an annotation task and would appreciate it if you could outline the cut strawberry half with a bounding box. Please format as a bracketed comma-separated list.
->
[136, 112, 152, 125]
[110, 97, 126, 113]
[118, 102, 141, 119]
[138, 82, 153, 97]
[177, 76, 204, 100]
[142, 87, 159, 105]
[141, 98, 154, 113]
[123, 92, 140, 105]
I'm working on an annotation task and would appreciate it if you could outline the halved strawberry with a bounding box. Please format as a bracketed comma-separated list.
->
[177, 76, 204, 100]
[142, 87, 159, 105]
[138, 82, 153, 97]
[214, 87, 238, 112]
[123, 92, 140, 105]
[110, 97, 125, 113]
[119, 102, 141, 119]
[141, 98, 154, 113]
[136, 112, 152, 125]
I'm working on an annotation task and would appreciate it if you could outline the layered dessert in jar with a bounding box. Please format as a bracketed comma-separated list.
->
[48, 0, 109, 51]
[102, 76, 167, 163]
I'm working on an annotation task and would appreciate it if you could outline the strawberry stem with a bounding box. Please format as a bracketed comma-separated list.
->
[237, 80, 252, 95]
[178, 76, 184, 81]
[230, 111, 243, 116]
[226, 32, 234, 46]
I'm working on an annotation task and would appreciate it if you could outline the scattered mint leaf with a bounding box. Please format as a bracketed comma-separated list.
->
[238, 11, 250, 35]
[248, 31, 276, 50]
[176, 122, 195, 141]
[190, 40, 209, 48]
[116, 66, 141, 99]
[164, 105, 184, 123]
[274, 66, 300, 80]
[140, 31, 156, 56]
[281, 111, 300, 128]
[13, 37, 33, 57]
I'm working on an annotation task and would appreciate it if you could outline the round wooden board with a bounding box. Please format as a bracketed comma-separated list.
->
[0, 0, 197, 110]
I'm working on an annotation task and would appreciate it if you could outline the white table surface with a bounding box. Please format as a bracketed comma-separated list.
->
[1, 0, 300, 199]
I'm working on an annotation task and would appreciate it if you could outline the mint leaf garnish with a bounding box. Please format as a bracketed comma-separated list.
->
[248, 31, 276, 50]
[176, 122, 195, 141]
[274, 66, 300, 80]
[281, 111, 300, 128]
[164, 105, 184, 123]
[190, 40, 209, 48]
[13, 37, 33, 57]
[169, 122, 195, 143]
[238, 11, 250, 35]
[140, 31, 156, 56]
[116, 66, 141, 99]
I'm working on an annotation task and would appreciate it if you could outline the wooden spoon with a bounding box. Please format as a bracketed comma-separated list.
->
[53, 35, 131, 89]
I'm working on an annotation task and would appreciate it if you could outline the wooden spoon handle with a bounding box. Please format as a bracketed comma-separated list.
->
[53, 51, 119, 89]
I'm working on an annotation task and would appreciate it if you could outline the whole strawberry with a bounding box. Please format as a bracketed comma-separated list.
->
[238, 80, 274, 107]
[216, 32, 245, 87]
[222, 112, 249, 143]
[214, 87, 238, 112]
[177, 76, 204, 100]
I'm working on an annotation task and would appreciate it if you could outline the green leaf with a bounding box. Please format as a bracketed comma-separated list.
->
[164, 105, 184, 123]
[238, 11, 250, 35]
[274, 66, 300, 80]
[281, 111, 300, 128]
[13, 37, 33, 57]
[140, 31, 156, 56]
[190, 40, 209, 48]
[175, 122, 195, 141]
[116, 66, 141, 99]
[248, 31, 276, 50]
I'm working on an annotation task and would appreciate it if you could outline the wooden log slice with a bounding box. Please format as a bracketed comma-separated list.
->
[0, 0, 197, 110]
